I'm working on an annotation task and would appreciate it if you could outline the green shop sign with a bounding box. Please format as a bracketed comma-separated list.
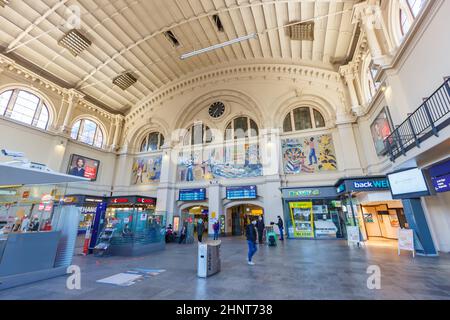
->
[288, 189, 321, 198]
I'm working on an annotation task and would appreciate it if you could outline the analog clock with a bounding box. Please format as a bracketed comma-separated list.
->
[209, 101, 225, 119]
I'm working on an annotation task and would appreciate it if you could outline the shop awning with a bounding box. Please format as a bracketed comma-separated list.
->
[0, 162, 89, 185]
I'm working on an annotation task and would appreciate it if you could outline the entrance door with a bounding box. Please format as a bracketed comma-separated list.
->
[232, 208, 242, 236]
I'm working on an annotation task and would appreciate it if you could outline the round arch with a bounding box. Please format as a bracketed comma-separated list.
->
[173, 89, 266, 132]
[178, 202, 209, 212]
[274, 93, 337, 131]
[0, 83, 58, 129]
[70, 114, 109, 147]
[223, 200, 265, 211]
[125, 116, 170, 150]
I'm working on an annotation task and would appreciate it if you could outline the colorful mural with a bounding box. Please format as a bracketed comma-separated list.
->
[177, 144, 262, 182]
[131, 155, 163, 185]
[282, 134, 337, 174]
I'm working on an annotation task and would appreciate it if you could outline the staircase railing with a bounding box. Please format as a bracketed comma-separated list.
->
[385, 78, 450, 161]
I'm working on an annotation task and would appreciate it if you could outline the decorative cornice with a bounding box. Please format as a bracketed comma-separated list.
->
[126, 63, 344, 123]
[0, 53, 117, 121]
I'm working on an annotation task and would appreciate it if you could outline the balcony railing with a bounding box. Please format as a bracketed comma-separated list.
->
[385, 78, 450, 161]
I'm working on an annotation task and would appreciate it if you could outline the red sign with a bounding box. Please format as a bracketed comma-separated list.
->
[44, 204, 53, 212]
[112, 198, 129, 204]
[38, 203, 45, 211]
[137, 198, 155, 204]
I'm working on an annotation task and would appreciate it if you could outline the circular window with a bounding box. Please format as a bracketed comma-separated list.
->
[208, 101, 225, 119]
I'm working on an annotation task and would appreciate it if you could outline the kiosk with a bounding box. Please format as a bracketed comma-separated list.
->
[103, 196, 165, 256]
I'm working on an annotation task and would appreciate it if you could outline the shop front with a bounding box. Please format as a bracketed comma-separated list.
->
[103, 196, 165, 256]
[281, 187, 346, 240]
[0, 184, 83, 290]
[335, 176, 404, 244]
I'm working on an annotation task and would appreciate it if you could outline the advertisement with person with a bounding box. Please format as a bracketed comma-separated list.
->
[67, 154, 100, 181]
[289, 202, 314, 238]
[370, 107, 393, 156]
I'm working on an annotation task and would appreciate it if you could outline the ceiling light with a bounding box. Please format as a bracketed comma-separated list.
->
[113, 72, 137, 90]
[181, 33, 258, 60]
[58, 29, 92, 57]
[0, 0, 9, 7]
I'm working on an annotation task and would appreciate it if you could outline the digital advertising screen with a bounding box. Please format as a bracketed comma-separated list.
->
[67, 154, 100, 181]
[387, 168, 429, 199]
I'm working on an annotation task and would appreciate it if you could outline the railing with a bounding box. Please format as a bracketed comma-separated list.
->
[385, 78, 450, 161]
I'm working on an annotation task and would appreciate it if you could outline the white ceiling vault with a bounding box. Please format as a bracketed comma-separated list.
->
[0, 0, 360, 114]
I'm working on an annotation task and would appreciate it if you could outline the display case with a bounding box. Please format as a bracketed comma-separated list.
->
[102, 196, 165, 256]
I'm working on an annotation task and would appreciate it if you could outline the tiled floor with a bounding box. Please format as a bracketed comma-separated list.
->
[1, 237, 449, 300]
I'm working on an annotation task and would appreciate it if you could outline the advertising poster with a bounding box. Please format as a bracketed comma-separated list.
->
[67, 154, 100, 181]
[131, 155, 162, 185]
[282, 134, 337, 174]
[346, 226, 361, 245]
[398, 229, 416, 256]
[289, 202, 314, 238]
[370, 107, 393, 156]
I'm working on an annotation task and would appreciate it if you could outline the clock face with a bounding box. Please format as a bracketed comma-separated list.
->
[209, 101, 225, 119]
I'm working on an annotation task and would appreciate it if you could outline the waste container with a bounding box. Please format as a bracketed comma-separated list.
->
[197, 240, 221, 278]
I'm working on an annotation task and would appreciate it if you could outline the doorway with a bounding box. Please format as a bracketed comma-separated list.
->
[227, 204, 264, 236]
[360, 201, 407, 246]
[180, 205, 209, 240]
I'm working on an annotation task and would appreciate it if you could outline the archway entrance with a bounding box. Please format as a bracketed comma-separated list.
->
[226, 204, 264, 236]
[180, 205, 209, 241]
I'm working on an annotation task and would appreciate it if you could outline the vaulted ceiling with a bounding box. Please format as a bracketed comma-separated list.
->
[0, 0, 360, 113]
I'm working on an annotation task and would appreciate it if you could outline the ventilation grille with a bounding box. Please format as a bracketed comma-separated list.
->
[113, 72, 137, 90]
[286, 22, 315, 41]
[212, 14, 224, 32]
[58, 29, 92, 56]
[164, 31, 180, 47]
[0, 0, 9, 8]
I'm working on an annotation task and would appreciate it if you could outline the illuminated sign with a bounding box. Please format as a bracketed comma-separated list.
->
[288, 189, 320, 198]
[137, 198, 156, 205]
[111, 198, 130, 204]
[226, 186, 257, 200]
[431, 174, 450, 193]
[179, 189, 206, 201]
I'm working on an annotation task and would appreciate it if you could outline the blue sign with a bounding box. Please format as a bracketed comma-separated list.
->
[431, 174, 450, 193]
[226, 186, 257, 200]
[179, 189, 206, 201]
[352, 179, 390, 190]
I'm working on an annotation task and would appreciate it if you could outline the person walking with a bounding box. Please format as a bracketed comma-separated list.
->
[197, 218, 204, 243]
[256, 216, 265, 244]
[213, 220, 220, 240]
[246, 219, 258, 265]
[179, 223, 187, 244]
[277, 215, 284, 241]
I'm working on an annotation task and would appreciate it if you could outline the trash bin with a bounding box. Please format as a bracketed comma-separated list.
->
[197, 240, 221, 278]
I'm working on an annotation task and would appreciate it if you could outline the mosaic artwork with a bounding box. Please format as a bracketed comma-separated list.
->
[131, 155, 162, 185]
[177, 144, 262, 182]
[282, 134, 337, 174]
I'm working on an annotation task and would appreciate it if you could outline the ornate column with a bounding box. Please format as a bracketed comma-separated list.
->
[111, 114, 124, 150]
[60, 89, 83, 134]
[340, 62, 364, 117]
[352, 1, 392, 67]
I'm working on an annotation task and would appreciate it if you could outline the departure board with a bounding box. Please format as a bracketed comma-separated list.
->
[179, 188, 206, 201]
[226, 185, 257, 200]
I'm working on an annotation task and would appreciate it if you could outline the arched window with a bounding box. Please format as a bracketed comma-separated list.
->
[0, 88, 50, 130]
[183, 123, 212, 146]
[140, 132, 165, 152]
[283, 107, 326, 133]
[224, 116, 258, 141]
[224, 116, 259, 165]
[400, 0, 426, 36]
[71, 119, 104, 148]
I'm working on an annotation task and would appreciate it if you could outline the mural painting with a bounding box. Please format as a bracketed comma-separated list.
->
[282, 134, 337, 174]
[177, 144, 262, 182]
[131, 155, 163, 185]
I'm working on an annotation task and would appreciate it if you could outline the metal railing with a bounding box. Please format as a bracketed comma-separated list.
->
[385, 78, 450, 161]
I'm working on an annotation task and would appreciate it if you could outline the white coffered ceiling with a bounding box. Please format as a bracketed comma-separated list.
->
[0, 0, 360, 113]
